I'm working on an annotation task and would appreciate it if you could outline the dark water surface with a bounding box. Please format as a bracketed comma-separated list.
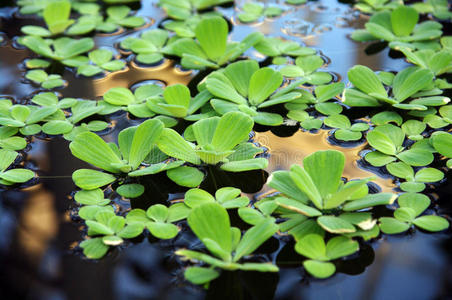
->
[0, 1, 451, 300]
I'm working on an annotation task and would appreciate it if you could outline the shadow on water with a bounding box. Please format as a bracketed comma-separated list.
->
[0, 0, 451, 300]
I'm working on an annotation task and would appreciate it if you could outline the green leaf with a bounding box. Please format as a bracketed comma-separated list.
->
[367, 124, 404, 155]
[184, 188, 215, 208]
[317, 215, 356, 234]
[116, 183, 144, 198]
[432, 132, 452, 158]
[386, 162, 414, 180]
[147, 222, 179, 239]
[414, 168, 444, 183]
[188, 203, 232, 260]
[211, 112, 253, 152]
[343, 193, 397, 211]
[220, 157, 268, 172]
[167, 166, 204, 187]
[303, 150, 345, 202]
[248, 68, 283, 106]
[80, 238, 109, 259]
[325, 236, 359, 260]
[72, 169, 116, 190]
[295, 234, 327, 261]
[398, 193, 430, 216]
[128, 119, 163, 170]
[74, 188, 107, 206]
[392, 67, 434, 102]
[413, 215, 449, 232]
[396, 149, 434, 166]
[104, 87, 135, 106]
[275, 197, 322, 217]
[43, 0, 74, 34]
[42, 120, 73, 135]
[157, 128, 200, 164]
[379, 217, 410, 234]
[70, 132, 122, 173]
[267, 170, 309, 204]
[290, 164, 323, 209]
[195, 17, 227, 61]
[348, 65, 387, 98]
[233, 218, 278, 261]
[391, 6, 418, 37]
[0, 169, 35, 183]
[184, 267, 220, 285]
[303, 260, 336, 279]
[223, 60, 259, 97]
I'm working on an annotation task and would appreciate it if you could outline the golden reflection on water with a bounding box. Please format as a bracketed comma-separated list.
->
[18, 184, 58, 263]
[256, 129, 394, 192]
[91, 59, 194, 97]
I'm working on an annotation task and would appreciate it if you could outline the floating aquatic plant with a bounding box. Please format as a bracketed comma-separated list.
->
[365, 124, 434, 167]
[268, 150, 395, 240]
[156, 112, 267, 186]
[0, 149, 35, 185]
[324, 114, 369, 142]
[25, 69, 66, 89]
[69, 119, 184, 196]
[379, 193, 449, 234]
[80, 210, 145, 259]
[343, 65, 450, 111]
[20, 36, 94, 65]
[163, 16, 263, 70]
[352, 6, 443, 50]
[120, 29, 170, 65]
[203, 60, 301, 126]
[176, 202, 279, 284]
[353, 0, 403, 14]
[71, 49, 126, 77]
[279, 54, 332, 85]
[412, 0, 452, 21]
[146, 84, 214, 122]
[237, 2, 284, 23]
[386, 162, 444, 192]
[158, 0, 233, 20]
[254, 36, 316, 59]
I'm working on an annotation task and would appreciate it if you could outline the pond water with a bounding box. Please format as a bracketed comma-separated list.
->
[0, 0, 451, 299]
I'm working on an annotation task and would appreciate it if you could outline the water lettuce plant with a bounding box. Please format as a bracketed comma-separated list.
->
[279, 55, 333, 85]
[204, 60, 301, 126]
[365, 124, 434, 167]
[379, 193, 449, 234]
[74, 49, 126, 77]
[81, 210, 145, 259]
[285, 82, 345, 120]
[351, 6, 443, 50]
[0, 149, 35, 185]
[0, 127, 27, 151]
[176, 202, 279, 285]
[431, 131, 452, 168]
[146, 84, 213, 122]
[343, 65, 450, 111]
[25, 69, 66, 89]
[21, 0, 74, 37]
[69, 119, 184, 196]
[126, 204, 187, 239]
[412, 0, 452, 21]
[324, 115, 369, 141]
[120, 29, 170, 65]
[163, 16, 263, 70]
[399, 48, 452, 76]
[156, 112, 268, 178]
[0, 100, 58, 136]
[237, 2, 283, 23]
[158, 0, 233, 20]
[267, 150, 396, 239]
[353, 0, 403, 14]
[74, 188, 114, 221]
[386, 162, 444, 192]
[99, 84, 163, 118]
[162, 13, 220, 38]
[295, 234, 359, 278]
[254, 37, 316, 59]
[20, 36, 94, 65]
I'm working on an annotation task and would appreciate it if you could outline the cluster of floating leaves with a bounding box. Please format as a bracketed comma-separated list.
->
[0, 0, 451, 287]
